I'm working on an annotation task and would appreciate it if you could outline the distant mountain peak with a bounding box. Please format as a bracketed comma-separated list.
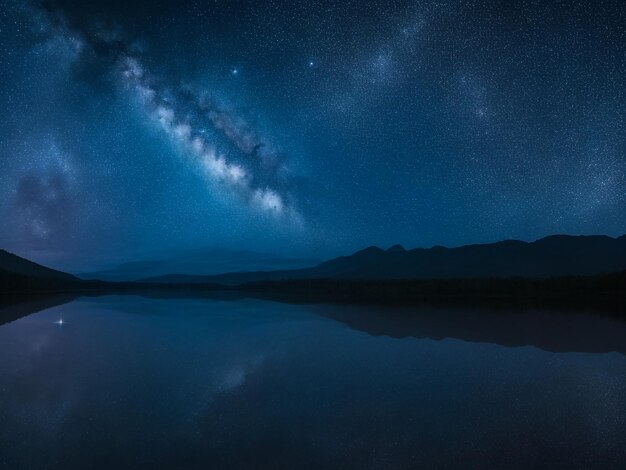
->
[79, 248, 320, 281]
[355, 246, 385, 255]
[144, 233, 626, 285]
[0, 249, 76, 281]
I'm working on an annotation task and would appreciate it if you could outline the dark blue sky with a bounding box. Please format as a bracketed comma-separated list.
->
[0, 0, 624, 269]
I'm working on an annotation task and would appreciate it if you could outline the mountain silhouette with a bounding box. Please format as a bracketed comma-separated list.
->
[0, 249, 77, 281]
[79, 247, 318, 281]
[141, 234, 626, 285]
[0, 239, 624, 310]
[2, 234, 626, 289]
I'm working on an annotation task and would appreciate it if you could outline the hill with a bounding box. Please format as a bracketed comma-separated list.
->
[79, 247, 318, 281]
[141, 234, 626, 285]
[0, 250, 77, 282]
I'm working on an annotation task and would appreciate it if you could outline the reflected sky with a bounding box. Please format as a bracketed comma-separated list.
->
[0, 296, 625, 469]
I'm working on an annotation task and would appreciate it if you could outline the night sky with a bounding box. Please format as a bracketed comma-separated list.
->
[1, 0, 624, 270]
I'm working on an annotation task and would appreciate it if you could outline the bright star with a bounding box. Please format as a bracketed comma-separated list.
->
[231, 68, 239, 76]
[54, 318, 64, 325]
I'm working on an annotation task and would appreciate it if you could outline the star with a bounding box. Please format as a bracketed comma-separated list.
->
[0, 0, 623, 265]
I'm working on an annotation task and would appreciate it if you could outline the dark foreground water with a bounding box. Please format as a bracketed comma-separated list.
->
[0, 295, 625, 469]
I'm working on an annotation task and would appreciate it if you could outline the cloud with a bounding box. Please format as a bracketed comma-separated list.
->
[5, 137, 79, 250]
[12, 168, 75, 247]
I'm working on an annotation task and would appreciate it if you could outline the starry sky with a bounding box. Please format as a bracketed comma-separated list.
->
[0, 0, 624, 270]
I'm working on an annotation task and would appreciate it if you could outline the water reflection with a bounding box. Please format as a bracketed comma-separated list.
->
[3, 293, 625, 354]
[0, 295, 625, 469]
[314, 303, 626, 355]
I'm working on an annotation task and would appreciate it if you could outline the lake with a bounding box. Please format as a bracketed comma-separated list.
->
[0, 295, 625, 469]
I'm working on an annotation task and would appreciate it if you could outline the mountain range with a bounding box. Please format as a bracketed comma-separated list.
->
[0, 249, 77, 282]
[1, 234, 626, 287]
[140, 234, 626, 285]
[78, 247, 319, 281]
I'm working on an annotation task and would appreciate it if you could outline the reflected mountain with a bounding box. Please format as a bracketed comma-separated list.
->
[314, 303, 626, 355]
[2, 292, 625, 355]
[0, 293, 79, 327]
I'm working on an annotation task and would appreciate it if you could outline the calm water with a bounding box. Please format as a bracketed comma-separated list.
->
[0, 295, 625, 469]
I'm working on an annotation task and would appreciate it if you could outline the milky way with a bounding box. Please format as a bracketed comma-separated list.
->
[37, 3, 301, 222]
[0, 0, 624, 268]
